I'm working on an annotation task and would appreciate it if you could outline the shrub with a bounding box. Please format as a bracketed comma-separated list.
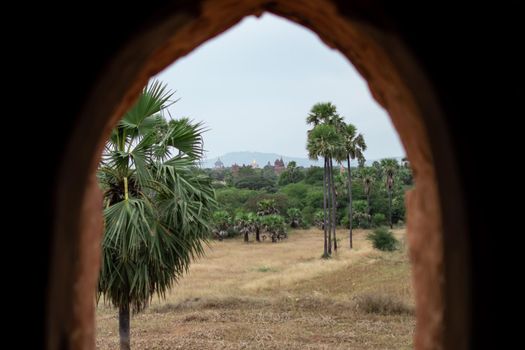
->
[355, 293, 413, 315]
[367, 227, 398, 251]
[372, 213, 386, 227]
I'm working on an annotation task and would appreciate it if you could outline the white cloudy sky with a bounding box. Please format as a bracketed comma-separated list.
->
[155, 13, 404, 161]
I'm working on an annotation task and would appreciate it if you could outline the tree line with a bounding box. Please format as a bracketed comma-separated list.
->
[206, 102, 412, 258]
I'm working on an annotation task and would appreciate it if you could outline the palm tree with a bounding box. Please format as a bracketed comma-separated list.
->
[235, 212, 251, 243]
[246, 212, 262, 242]
[287, 208, 302, 228]
[307, 123, 342, 257]
[340, 123, 367, 249]
[306, 102, 347, 255]
[97, 81, 215, 350]
[256, 199, 279, 216]
[380, 158, 399, 229]
[306, 102, 338, 126]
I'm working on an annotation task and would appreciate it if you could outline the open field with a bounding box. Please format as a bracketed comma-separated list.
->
[96, 228, 415, 349]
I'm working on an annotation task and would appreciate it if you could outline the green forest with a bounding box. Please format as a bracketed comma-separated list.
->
[202, 156, 411, 235]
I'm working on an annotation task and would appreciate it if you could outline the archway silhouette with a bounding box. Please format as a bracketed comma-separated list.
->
[49, 1, 470, 349]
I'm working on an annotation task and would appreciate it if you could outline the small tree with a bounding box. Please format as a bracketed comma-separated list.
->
[287, 208, 302, 228]
[314, 210, 325, 229]
[212, 210, 231, 240]
[257, 199, 279, 216]
[262, 214, 287, 242]
[234, 211, 253, 242]
[247, 212, 262, 242]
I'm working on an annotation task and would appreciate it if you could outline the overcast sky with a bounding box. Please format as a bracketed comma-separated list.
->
[155, 13, 404, 161]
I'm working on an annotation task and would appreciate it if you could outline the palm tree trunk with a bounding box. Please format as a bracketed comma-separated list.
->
[255, 226, 260, 242]
[123, 177, 129, 201]
[326, 158, 332, 255]
[330, 158, 338, 252]
[119, 304, 130, 350]
[322, 157, 328, 258]
[388, 188, 393, 229]
[367, 192, 371, 226]
[347, 155, 353, 249]
[244, 231, 249, 242]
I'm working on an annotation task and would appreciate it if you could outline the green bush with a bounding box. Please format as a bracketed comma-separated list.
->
[372, 213, 386, 227]
[367, 227, 398, 251]
[301, 206, 315, 227]
[356, 213, 371, 229]
[340, 215, 349, 228]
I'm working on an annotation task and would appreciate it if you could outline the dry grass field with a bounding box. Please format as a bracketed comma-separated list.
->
[96, 228, 415, 349]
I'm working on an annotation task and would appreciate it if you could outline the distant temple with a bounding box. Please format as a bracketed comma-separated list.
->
[274, 157, 285, 175]
[231, 163, 240, 176]
[214, 157, 224, 169]
[250, 159, 259, 169]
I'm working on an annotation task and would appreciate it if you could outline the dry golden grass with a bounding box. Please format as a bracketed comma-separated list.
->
[96, 228, 415, 349]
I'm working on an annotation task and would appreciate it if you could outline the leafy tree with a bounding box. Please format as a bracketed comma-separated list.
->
[279, 182, 310, 209]
[235, 175, 276, 191]
[305, 189, 324, 209]
[372, 213, 386, 227]
[215, 188, 259, 214]
[244, 193, 289, 214]
[97, 81, 215, 350]
[352, 200, 370, 228]
[398, 165, 414, 186]
[278, 161, 305, 185]
[304, 166, 324, 185]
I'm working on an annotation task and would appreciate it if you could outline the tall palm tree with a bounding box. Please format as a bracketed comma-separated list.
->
[340, 123, 367, 249]
[380, 158, 399, 229]
[97, 81, 215, 350]
[307, 123, 342, 257]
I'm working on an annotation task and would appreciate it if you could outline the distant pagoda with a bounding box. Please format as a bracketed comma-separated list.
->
[274, 156, 285, 175]
[214, 157, 224, 169]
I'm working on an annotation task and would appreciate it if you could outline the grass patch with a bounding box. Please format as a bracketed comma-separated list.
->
[97, 228, 414, 350]
[256, 265, 278, 272]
